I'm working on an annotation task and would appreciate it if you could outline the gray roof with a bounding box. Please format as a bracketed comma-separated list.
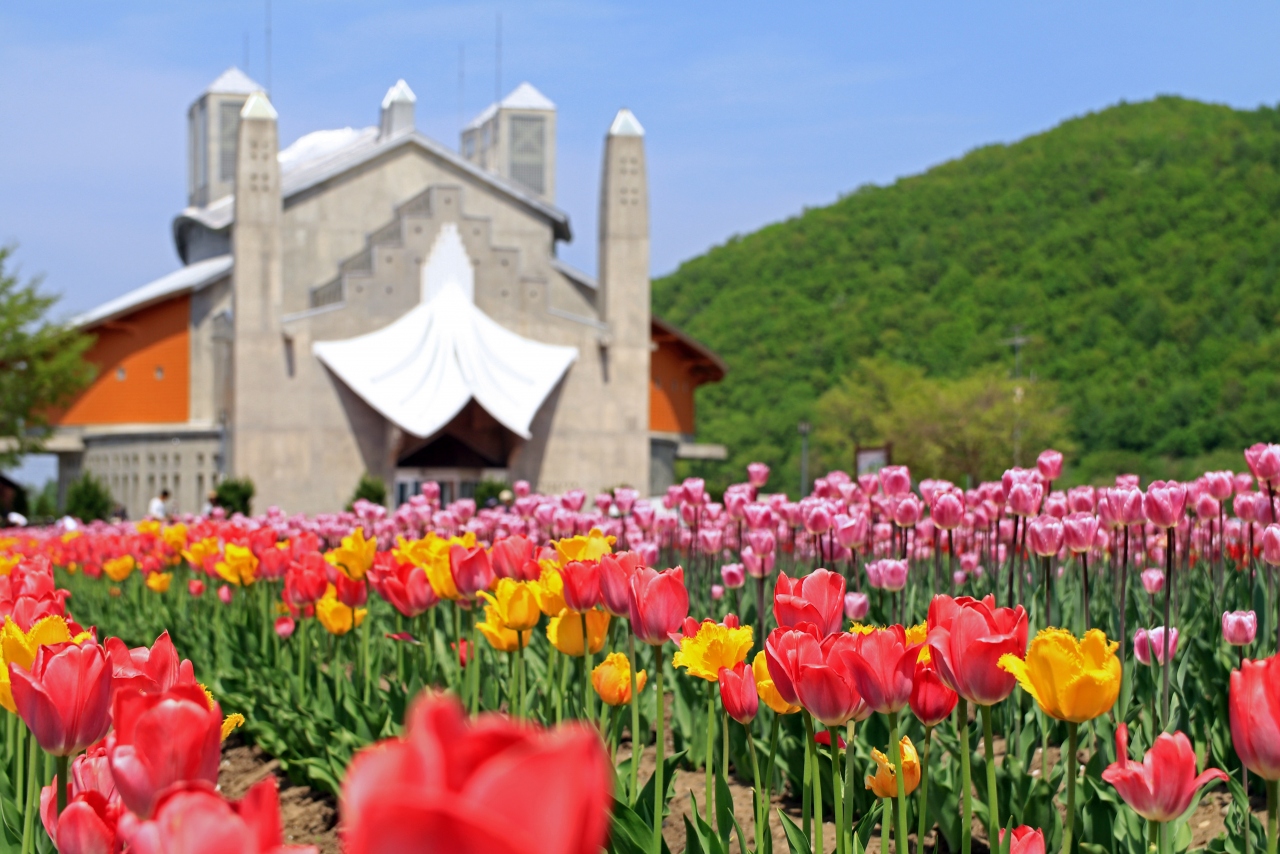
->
[205, 67, 262, 96]
[71, 255, 232, 329]
[464, 82, 556, 131]
[173, 125, 571, 257]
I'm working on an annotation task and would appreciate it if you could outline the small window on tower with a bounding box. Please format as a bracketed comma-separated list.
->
[219, 100, 246, 182]
[509, 116, 545, 195]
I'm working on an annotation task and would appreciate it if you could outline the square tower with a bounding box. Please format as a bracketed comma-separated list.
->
[460, 82, 557, 203]
[187, 67, 264, 208]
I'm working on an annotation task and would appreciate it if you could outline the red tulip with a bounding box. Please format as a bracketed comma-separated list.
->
[560, 560, 602, 613]
[333, 573, 368, 608]
[449, 545, 494, 598]
[187, 579, 205, 598]
[490, 535, 535, 579]
[1230, 654, 1280, 779]
[1026, 515, 1064, 557]
[123, 778, 317, 853]
[766, 624, 869, 726]
[1102, 723, 1227, 822]
[773, 569, 846, 637]
[910, 656, 958, 728]
[284, 553, 328, 607]
[1144, 481, 1186, 529]
[926, 594, 1028, 706]
[629, 566, 690, 645]
[718, 662, 759, 724]
[598, 552, 642, 617]
[108, 683, 222, 818]
[274, 616, 296, 639]
[1036, 449, 1063, 482]
[764, 624, 820, 707]
[12, 641, 113, 756]
[340, 693, 611, 854]
[999, 826, 1046, 854]
[846, 625, 921, 715]
[105, 631, 197, 698]
[368, 553, 437, 618]
[41, 744, 122, 850]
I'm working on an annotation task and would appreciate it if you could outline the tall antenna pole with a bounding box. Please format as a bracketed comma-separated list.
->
[495, 12, 502, 104]
[265, 0, 272, 95]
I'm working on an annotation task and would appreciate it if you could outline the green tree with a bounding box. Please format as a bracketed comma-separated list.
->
[815, 358, 1072, 485]
[215, 477, 255, 516]
[64, 473, 113, 522]
[30, 480, 58, 519]
[0, 247, 94, 468]
[347, 472, 387, 509]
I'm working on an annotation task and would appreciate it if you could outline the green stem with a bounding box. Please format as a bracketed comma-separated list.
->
[918, 725, 933, 851]
[361, 600, 372, 704]
[55, 753, 67, 818]
[1245, 762, 1252, 854]
[882, 797, 892, 854]
[629, 634, 642, 803]
[747, 721, 765, 854]
[844, 720, 857, 839]
[1267, 780, 1277, 854]
[890, 711, 909, 854]
[582, 612, 594, 723]
[766, 712, 781, 802]
[802, 715, 812, 843]
[705, 689, 716, 826]
[13, 721, 23, 815]
[1159, 819, 1170, 854]
[1065, 723, 1079, 854]
[829, 725, 846, 854]
[469, 609, 480, 714]
[722, 709, 730, 788]
[653, 662, 666, 854]
[958, 698, 973, 854]
[19, 731, 37, 854]
[557, 647, 571, 724]
[982, 704, 1000, 847]
[804, 711, 821, 854]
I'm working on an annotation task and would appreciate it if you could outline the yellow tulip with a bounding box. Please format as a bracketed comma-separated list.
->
[182, 536, 219, 568]
[553, 528, 616, 566]
[0, 616, 90, 712]
[547, 608, 611, 656]
[476, 605, 533, 653]
[136, 519, 162, 536]
[998, 628, 1121, 723]
[215, 543, 259, 586]
[162, 523, 188, 552]
[104, 555, 136, 583]
[325, 526, 377, 581]
[532, 567, 567, 617]
[0, 554, 20, 577]
[752, 651, 800, 715]
[396, 533, 474, 601]
[672, 620, 754, 682]
[145, 572, 173, 594]
[593, 652, 647, 706]
[479, 578, 541, 632]
[866, 736, 921, 798]
[221, 713, 246, 741]
[315, 585, 367, 636]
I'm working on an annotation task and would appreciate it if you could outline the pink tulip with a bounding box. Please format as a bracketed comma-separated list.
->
[711, 584, 725, 601]
[1235, 493, 1257, 523]
[844, 592, 869, 621]
[953, 569, 968, 586]
[1246, 443, 1280, 483]
[1263, 525, 1280, 567]
[1036, 449, 1063, 482]
[1067, 485, 1096, 513]
[1222, 611, 1257, 646]
[1144, 482, 1187, 529]
[614, 487, 639, 515]
[834, 513, 868, 549]
[891, 495, 922, 527]
[1205, 471, 1234, 502]
[1026, 515, 1064, 557]
[1110, 486, 1146, 526]
[1133, 627, 1178, 666]
[720, 563, 746, 590]
[682, 478, 706, 505]
[217, 586, 233, 605]
[1043, 492, 1069, 518]
[773, 569, 846, 636]
[747, 463, 770, 488]
[1140, 569, 1164, 595]
[865, 559, 908, 592]
[931, 493, 964, 530]
[879, 466, 912, 498]
[1063, 512, 1098, 554]
[1194, 494, 1219, 521]
[274, 616, 296, 640]
[804, 505, 833, 535]
[1007, 482, 1043, 517]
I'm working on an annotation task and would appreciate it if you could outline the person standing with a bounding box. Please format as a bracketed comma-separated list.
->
[147, 488, 171, 520]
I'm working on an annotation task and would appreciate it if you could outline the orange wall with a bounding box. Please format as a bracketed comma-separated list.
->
[650, 339, 698, 434]
[58, 296, 190, 425]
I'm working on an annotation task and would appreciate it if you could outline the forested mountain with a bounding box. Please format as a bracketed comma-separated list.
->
[653, 96, 1280, 491]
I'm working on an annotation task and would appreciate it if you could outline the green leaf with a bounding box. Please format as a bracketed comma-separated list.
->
[778, 809, 811, 854]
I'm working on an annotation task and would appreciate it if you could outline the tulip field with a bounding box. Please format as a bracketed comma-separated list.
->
[4, 447, 1280, 854]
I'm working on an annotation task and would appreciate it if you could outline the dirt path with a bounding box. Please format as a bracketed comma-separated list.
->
[218, 738, 340, 853]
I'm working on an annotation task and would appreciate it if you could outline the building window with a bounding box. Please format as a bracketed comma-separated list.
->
[190, 101, 208, 198]
[219, 100, 246, 183]
[509, 116, 545, 195]
[115, 367, 126, 381]
[155, 366, 164, 380]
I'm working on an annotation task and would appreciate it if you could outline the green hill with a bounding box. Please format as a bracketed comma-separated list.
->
[653, 96, 1280, 491]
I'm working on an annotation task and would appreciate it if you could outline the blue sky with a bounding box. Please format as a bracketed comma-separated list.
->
[3, 1, 1280, 485]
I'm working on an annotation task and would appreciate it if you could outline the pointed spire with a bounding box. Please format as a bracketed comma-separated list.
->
[381, 79, 417, 109]
[241, 91, 278, 121]
[609, 108, 644, 137]
[379, 79, 416, 140]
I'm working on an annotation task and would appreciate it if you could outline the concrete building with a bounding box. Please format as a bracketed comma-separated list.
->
[52, 69, 725, 516]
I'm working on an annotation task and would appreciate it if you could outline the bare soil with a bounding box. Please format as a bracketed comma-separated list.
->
[219, 738, 340, 853]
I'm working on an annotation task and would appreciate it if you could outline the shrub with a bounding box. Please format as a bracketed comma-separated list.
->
[214, 477, 255, 516]
[347, 473, 387, 510]
[64, 473, 112, 522]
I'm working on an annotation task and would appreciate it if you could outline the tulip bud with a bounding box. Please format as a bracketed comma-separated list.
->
[218, 585, 233, 605]
[1027, 515, 1065, 557]
[892, 495, 922, 527]
[844, 591, 869, 621]
[953, 569, 968, 587]
[187, 579, 205, 598]
[879, 466, 912, 498]
[1246, 443, 1280, 483]
[1140, 568, 1164, 595]
[930, 493, 964, 530]
[720, 563, 746, 589]
[1037, 449, 1064, 481]
[1144, 482, 1187, 529]
[1063, 512, 1099, 554]
[747, 462, 770, 489]
[1134, 626, 1178, 666]
[711, 584, 725, 601]
[1263, 525, 1280, 567]
[1222, 610, 1257, 646]
[1007, 482, 1044, 517]
[274, 616, 296, 639]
